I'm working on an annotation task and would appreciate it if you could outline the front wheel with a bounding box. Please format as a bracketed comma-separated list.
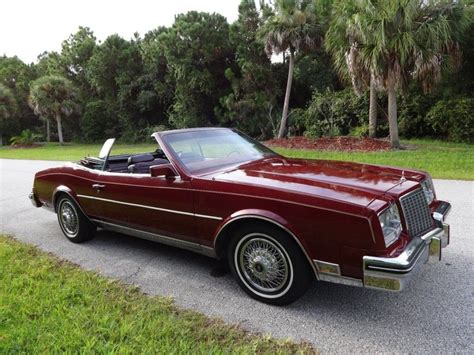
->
[56, 195, 96, 243]
[228, 223, 313, 305]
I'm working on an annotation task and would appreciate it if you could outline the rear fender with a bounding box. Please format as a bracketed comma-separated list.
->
[52, 185, 91, 222]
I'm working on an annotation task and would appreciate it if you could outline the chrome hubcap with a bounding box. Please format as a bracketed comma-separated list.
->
[239, 237, 289, 293]
[60, 201, 78, 236]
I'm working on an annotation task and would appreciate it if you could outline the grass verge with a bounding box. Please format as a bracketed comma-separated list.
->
[0, 143, 156, 161]
[0, 139, 472, 180]
[274, 139, 474, 180]
[0, 235, 315, 353]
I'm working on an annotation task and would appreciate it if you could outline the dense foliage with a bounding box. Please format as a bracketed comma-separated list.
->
[294, 88, 368, 138]
[426, 97, 474, 143]
[218, 0, 280, 137]
[0, 1, 472, 145]
[0, 83, 18, 145]
[325, 0, 469, 148]
[162, 12, 234, 128]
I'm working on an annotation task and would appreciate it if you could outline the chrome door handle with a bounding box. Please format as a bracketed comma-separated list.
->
[92, 184, 106, 189]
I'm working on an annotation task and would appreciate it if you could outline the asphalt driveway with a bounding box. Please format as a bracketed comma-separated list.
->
[1, 158, 473, 353]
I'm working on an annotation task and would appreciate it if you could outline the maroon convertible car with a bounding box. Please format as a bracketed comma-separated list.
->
[30, 128, 451, 305]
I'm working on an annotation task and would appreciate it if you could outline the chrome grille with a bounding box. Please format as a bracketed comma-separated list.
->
[400, 188, 433, 237]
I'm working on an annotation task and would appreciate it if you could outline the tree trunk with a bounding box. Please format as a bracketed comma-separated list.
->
[0, 134, 3, 146]
[387, 86, 400, 149]
[46, 119, 51, 142]
[56, 112, 64, 145]
[278, 50, 295, 139]
[368, 76, 377, 138]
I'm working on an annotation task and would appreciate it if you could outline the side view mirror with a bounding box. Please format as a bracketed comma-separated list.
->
[150, 164, 177, 179]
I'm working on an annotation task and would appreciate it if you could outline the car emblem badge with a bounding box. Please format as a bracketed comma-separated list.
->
[400, 171, 407, 183]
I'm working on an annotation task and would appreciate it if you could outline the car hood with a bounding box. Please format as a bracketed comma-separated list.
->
[210, 157, 425, 207]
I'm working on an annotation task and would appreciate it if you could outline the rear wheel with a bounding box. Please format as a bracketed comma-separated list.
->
[56, 195, 96, 243]
[228, 223, 313, 305]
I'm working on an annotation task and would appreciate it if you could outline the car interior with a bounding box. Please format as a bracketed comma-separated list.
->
[80, 148, 170, 174]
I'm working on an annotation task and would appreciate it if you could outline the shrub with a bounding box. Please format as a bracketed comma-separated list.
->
[288, 108, 307, 136]
[426, 98, 474, 143]
[293, 89, 368, 138]
[398, 92, 437, 139]
[9, 129, 41, 146]
[349, 124, 369, 138]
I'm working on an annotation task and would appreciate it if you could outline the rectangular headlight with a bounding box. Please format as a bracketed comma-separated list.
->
[379, 203, 402, 247]
[421, 177, 435, 205]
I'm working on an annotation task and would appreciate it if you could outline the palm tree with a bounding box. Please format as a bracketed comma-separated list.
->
[326, 0, 379, 137]
[40, 115, 52, 143]
[326, 0, 467, 148]
[29, 75, 77, 145]
[368, 76, 377, 138]
[259, 0, 324, 138]
[0, 84, 18, 146]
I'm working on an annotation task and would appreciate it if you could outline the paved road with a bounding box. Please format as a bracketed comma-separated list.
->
[1, 159, 473, 353]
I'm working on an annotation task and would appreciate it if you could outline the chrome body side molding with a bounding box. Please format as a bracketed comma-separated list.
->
[77, 194, 223, 221]
[92, 219, 216, 258]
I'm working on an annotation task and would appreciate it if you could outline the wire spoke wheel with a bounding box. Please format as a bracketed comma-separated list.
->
[236, 234, 291, 294]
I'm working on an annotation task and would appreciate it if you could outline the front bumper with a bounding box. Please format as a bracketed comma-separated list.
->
[363, 201, 451, 291]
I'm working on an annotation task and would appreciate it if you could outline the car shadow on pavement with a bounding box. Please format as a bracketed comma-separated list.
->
[90, 229, 229, 280]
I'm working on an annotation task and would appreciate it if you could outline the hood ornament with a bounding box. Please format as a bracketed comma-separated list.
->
[400, 170, 407, 183]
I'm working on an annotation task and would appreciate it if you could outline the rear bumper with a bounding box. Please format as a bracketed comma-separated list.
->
[29, 191, 42, 208]
[363, 201, 451, 291]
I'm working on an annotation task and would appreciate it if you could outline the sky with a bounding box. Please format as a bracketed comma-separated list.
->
[0, 0, 241, 64]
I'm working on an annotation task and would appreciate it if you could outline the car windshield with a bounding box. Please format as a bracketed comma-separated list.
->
[162, 129, 278, 174]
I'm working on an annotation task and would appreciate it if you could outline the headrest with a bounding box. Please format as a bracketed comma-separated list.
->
[128, 153, 154, 165]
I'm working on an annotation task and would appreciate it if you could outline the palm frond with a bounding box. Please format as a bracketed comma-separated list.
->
[327, 0, 468, 94]
[258, 0, 324, 56]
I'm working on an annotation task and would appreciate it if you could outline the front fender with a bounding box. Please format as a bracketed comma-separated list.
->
[213, 209, 318, 278]
[229, 209, 292, 229]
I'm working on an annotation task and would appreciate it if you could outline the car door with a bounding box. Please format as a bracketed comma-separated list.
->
[85, 171, 197, 243]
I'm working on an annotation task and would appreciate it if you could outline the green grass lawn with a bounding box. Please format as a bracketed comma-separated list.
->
[0, 143, 157, 161]
[0, 139, 472, 180]
[274, 139, 474, 180]
[0, 235, 314, 353]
